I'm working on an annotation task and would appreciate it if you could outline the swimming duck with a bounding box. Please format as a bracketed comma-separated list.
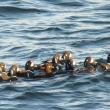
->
[65, 58, 76, 70]
[8, 64, 33, 77]
[0, 63, 17, 81]
[0, 72, 17, 81]
[84, 57, 97, 68]
[62, 51, 76, 70]
[99, 54, 110, 72]
[62, 51, 73, 61]
[33, 62, 54, 78]
[38, 53, 63, 72]
[25, 53, 62, 78]
[76, 57, 97, 73]
[52, 53, 63, 71]
[52, 53, 62, 64]
[0, 62, 6, 72]
[25, 60, 39, 71]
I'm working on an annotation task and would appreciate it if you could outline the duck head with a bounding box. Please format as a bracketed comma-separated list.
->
[0, 62, 6, 72]
[84, 57, 97, 67]
[52, 53, 62, 64]
[45, 62, 53, 74]
[25, 60, 34, 70]
[8, 64, 20, 76]
[62, 51, 73, 61]
[65, 58, 76, 70]
[107, 54, 110, 63]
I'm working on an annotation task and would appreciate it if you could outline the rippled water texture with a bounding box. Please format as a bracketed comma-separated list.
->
[0, 0, 110, 110]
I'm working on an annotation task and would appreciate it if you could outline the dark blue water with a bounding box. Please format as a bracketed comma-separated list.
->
[0, 0, 110, 109]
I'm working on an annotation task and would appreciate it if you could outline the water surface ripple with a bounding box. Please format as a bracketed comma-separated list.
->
[0, 0, 110, 110]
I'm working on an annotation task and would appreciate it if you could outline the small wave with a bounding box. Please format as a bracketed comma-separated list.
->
[44, 27, 63, 32]
[0, 85, 18, 92]
[82, 20, 110, 25]
[73, 80, 91, 87]
[71, 37, 110, 47]
[0, 6, 48, 14]
[23, 27, 63, 33]
[15, 91, 52, 100]
[102, 74, 110, 82]
[9, 46, 25, 52]
[96, 5, 110, 10]
[75, 102, 100, 109]
[56, 1, 84, 7]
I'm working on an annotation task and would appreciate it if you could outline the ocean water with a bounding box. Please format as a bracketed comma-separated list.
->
[0, 0, 110, 110]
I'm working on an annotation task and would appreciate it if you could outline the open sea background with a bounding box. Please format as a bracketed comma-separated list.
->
[0, 0, 110, 110]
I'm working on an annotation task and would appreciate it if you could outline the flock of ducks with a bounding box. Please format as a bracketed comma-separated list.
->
[0, 51, 110, 82]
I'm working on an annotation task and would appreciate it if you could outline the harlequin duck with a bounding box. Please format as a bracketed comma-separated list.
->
[0, 62, 17, 81]
[52, 53, 63, 71]
[62, 51, 73, 60]
[62, 51, 76, 70]
[0, 72, 17, 81]
[65, 58, 76, 70]
[84, 57, 97, 68]
[0, 62, 6, 72]
[25, 54, 62, 78]
[25, 60, 39, 71]
[52, 53, 62, 64]
[99, 54, 110, 72]
[38, 53, 63, 72]
[33, 62, 54, 78]
[8, 64, 33, 77]
[76, 57, 97, 73]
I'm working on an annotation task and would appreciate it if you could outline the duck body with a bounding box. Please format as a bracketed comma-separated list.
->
[98, 54, 110, 72]
[32, 62, 54, 78]
[25, 60, 39, 71]
[0, 72, 17, 81]
[52, 53, 63, 71]
[0, 62, 6, 72]
[75, 57, 97, 74]
[8, 64, 33, 78]
[99, 63, 110, 72]
[75, 65, 96, 74]
[62, 51, 76, 71]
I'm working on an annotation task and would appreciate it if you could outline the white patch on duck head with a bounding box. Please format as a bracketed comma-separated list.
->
[17, 67, 20, 72]
[48, 65, 51, 68]
[10, 70, 14, 76]
[65, 53, 68, 57]
[0, 68, 2, 72]
[59, 55, 62, 61]
[105, 65, 108, 70]
[55, 58, 58, 63]
[69, 53, 73, 59]
[30, 62, 34, 67]
[90, 58, 94, 63]
[4, 64, 6, 70]
[73, 60, 76, 65]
